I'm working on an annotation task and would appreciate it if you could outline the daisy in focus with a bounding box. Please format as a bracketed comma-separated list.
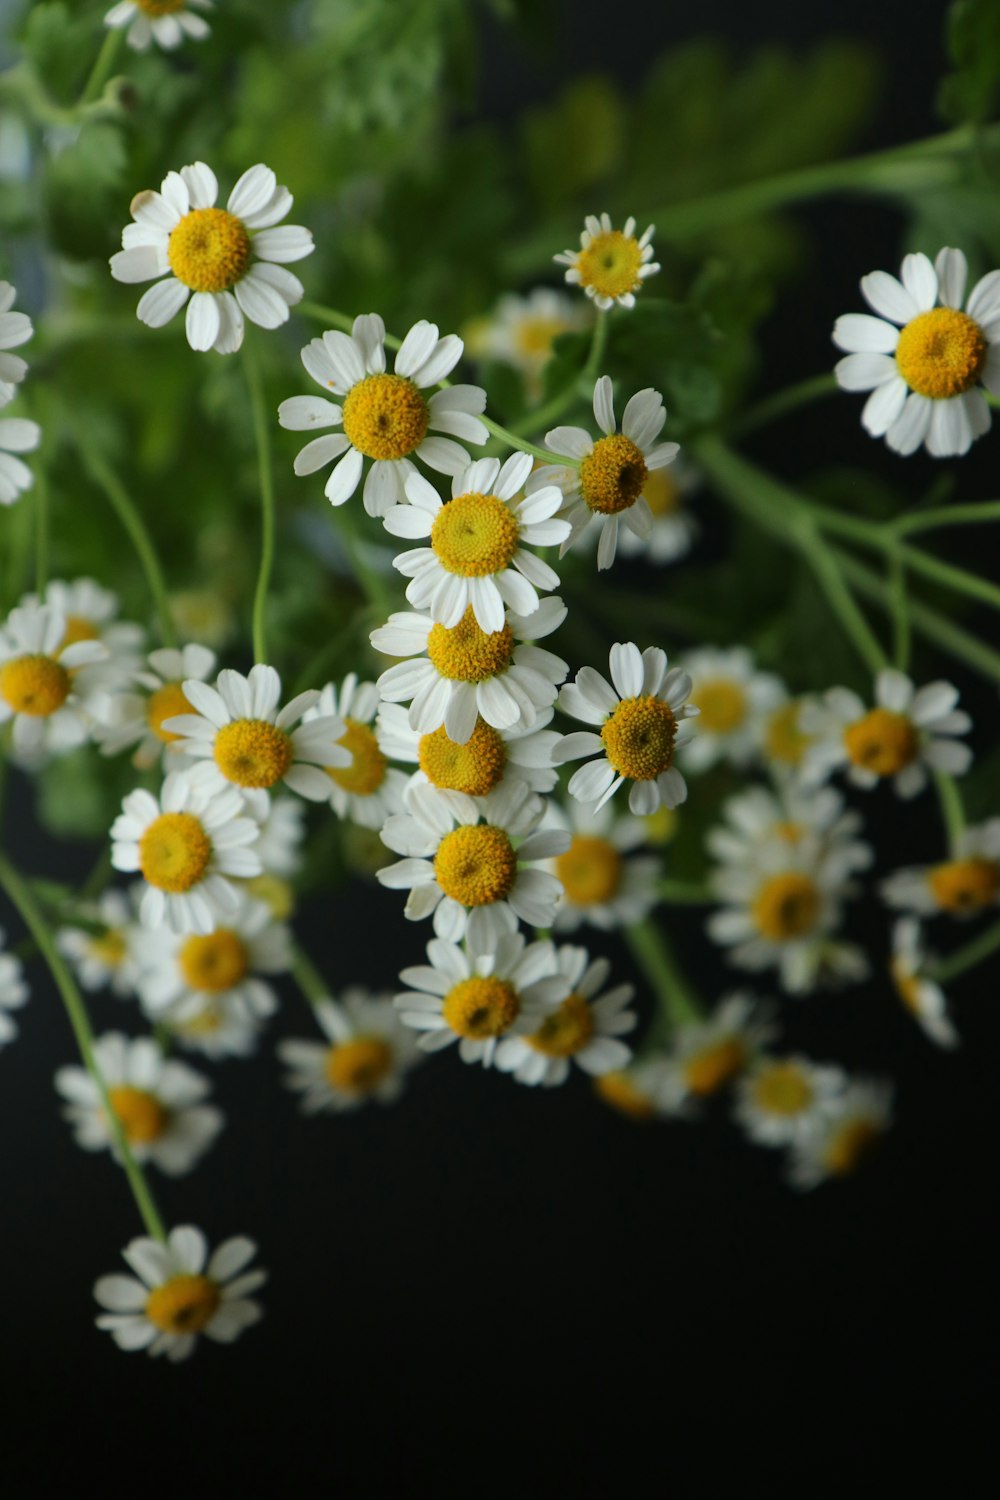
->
[555, 213, 660, 311]
[57, 887, 142, 998]
[544, 799, 660, 932]
[95, 643, 218, 769]
[889, 917, 958, 1049]
[833, 247, 1000, 457]
[94, 1225, 265, 1361]
[0, 928, 29, 1050]
[104, 0, 212, 52]
[653, 993, 776, 1117]
[0, 408, 41, 506]
[0, 601, 108, 759]
[278, 313, 487, 516]
[279, 989, 420, 1113]
[733, 1054, 848, 1148]
[881, 819, 1000, 919]
[464, 287, 590, 397]
[0, 281, 33, 403]
[680, 646, 785, 773]
[494, 945, 636, 1087]
[110, 161, 313, 355]
[301, 676, 408, 830]
[786, 1080, 893, 1190]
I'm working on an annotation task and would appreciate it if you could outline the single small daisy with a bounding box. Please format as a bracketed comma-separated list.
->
[110, 771, 262, 933]
[0, 927, 29, 1051]
[110, 161, 313, 356]
[0, 281, 33, 403]
[383, 452, 570, 633]
[55, 1031, 223, 1176]
[94, 1225, 266, 1361]
[135, 895, 290, 1026]
[57, 887, 142, 998]
[395, 927, 570, 1069]
[616, 454, 699, 565]
[705, 782, 871, 878]
[833, 246, 1000, 457]
[277, 312, 487, 517]
[0, 601, 107, 759]
[104, 0, 212, 52]
[889, 917, 958, 1050]
[543, 798, 660, 932]
[787, 1079, 893, 1190]
[371, 595, 568, 746]
[653, 993, 777, 1116]
[494, 944, 636, 1087]
[32, 578, 145, 690]
[680, 646, 785, 773]
[555, 213, 660, 311]
[464, 287, 590, 397]
[300, 675, 407, 830]
[553, 641, 697, 815]
[801, 669, 972, 799]
[164, 990, 275, 1059]
[95, 643, 217, 769]
[592, 1057, 675, 1120]
[278, 988, 420, 1113]
[733, 1054, 849, 1148]
[377, 778, 570, 945]
[881, 819, 1000, 919]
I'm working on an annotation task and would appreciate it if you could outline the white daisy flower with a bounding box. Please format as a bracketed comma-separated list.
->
[889, 917, 958, 1050]
[801, 669, 972, 799]
[377, 779, 570, 946]
[464, 287, 590, 397]
[104, 0, 212, 52]
[617, 455, 699, 565]
[134, 895, 290, 1025]
[0, 601, 108, 759]
[758, 693, 817, 777]
[833, 246, 1000, 457]
[395, 927, 570, 1069]
[543, 798, 660, 932]
[277, 312, 487, 517]
[705, 782, 871, 878]
[164, 663, 348, 811]
[733, 1054, 849, 1148]
[278, 988, 420, 1113]
[494, 944, 636, 1087]
[372, 595, 568, 746]
[680, 646, 785, 773]
[0, 927, 29, 1051]
[243, 795, 306, 879]
[0, 409, 39, 506]
[110, 771, 262, 934]
[300, 675, 408, 830]
[29, 578, 145, 692]
[592, 1057, 677, 1119]
[383, 452, 570, 633]
[94, 1225, 265, 1361]
[0, 280, 33, 403]
[554, 213, 660, 311]
[881, 819, 1000, 919]
[56, 886, 142, 998]
[94, 642, 218, 769]
[552, 641, 697, 816]
[653, 993, 777, 1116]
[533, 375, 679, 570]
[55, 1031, 223, 1176]
[786, 1079, 893, 1190]
[110, 160, 313, 356]
[165, 990, 274, 1059]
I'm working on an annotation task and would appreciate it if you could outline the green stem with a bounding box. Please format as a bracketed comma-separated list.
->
[480, 414, 577, 467]
[292, 944, 332, 1007]
[933, 772, 966, 855]
[298, 301, 370, 339]
[731, 374, 839, 439]
[930, 917, 1000, 984]
[510, 308, 608, 438]
[897, 544, 1000, 614]
[890, 501, 1000, 536]
[243, 338, 276, 665]
[0, 853, 167, 1242]
[625, 919, 703, 1029]
[79, 26, 124, 107]
[888, 543, 910, 674]
[657, 879, 714, 905]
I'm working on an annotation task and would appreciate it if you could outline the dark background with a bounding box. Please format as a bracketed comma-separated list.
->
[3, 0, 996, 1485]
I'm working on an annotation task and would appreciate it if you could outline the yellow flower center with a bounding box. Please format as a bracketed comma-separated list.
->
[927, 857, 1000, 914]
[430, 492, 520, 577]
[643, 468, 681, 516]
[579, 433, 648, 515]
[138, 811, 213, 893]
[88, 929, 127, 968]
[441, 975, 519, 1039]
[324, 1036, 394, 1096]
[145, 1274, 221, 1336]
[526, 992, 594, 1057]
[751, 872, 821, 942]
[594, 1070, 655, 1119]
[213, 718, 293, 789]
[691, 678, 748, 735]
[554, 834, 622, 906]
[341, 373, 429, 461]
[0, 653, 71, 717]
[576, 229, 645, 301]
[326, 718, 387, 797]
[822, 1118, 881, 1177]
[147, 681, 193, 745]
[167, 207, 252, 294]
[60, 615, 100, 648]
[514, 315, 570, 360]
[751, 1062, 813, 1117]
[426, 607, 514, 683]
[843, 708, 918, 778]
[241, 872, 295, 920]
[433, 824, 517, 907]
[178, 929, 249, 993]
[418, 719, 507, 796]
[894, 307, 987, 400]
[890, 957, 922, 1016]
[764, 701, 811, 767]
[683, 1038, 747, 1096]
[601, 695, 677, 781]
[135, 0, 187, 14]
[107, 1085, 169, 1144]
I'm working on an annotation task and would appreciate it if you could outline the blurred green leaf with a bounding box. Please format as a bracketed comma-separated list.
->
[939, 0, 1000, 124]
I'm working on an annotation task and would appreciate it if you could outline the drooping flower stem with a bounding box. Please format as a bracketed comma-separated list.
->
[931, 916, 1000, 985]
[933, 772, 966, 856]
[291, 943, 333, 1009]
[78, 27, 124, 108]
[244, 337, 277, 666]
[625, 919, 703, 1030]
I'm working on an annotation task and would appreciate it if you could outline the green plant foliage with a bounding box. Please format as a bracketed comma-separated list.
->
[939, 0, 1000, 124]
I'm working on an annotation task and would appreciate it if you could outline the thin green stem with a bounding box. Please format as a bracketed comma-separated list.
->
[510, 308, 608, 438]
[731, 374, 839, 439]
[78, 27, 124, 107]
[625, 919, 703, 1029]
[934, 772, 966, 856]
[481, 414, 577, 467]
[890, 501, 1000, 536]
[243, 338, 277, 665]
[898, 544, 1000, 614]
[291, 944, 332, 1007]
[298, 301, 373, 339]
[888, 543, 910, 674]
[930, 916, 1000, 985]
[799, 523, 889, 675]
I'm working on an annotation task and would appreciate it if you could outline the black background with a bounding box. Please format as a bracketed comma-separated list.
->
[3, 0, 996, 1487]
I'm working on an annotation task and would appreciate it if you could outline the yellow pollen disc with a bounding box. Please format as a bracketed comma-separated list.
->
[555, 835, 622, 906]
[135, 0, 187, 14]
[0, 653, 71, 717]
[431, 492, 520, 577]
[324, 1036, 393, 1096]
[751, 872, 821, 942]
[213, 717, 293, 789]
[515, 315, 570, 359]
[576, 229, 644, 301]
[594, 1070, 655, 1119]
[441, 975, 519, 1039]
[418, 719, 507, 796]
[751, 1062, 813, 1117]
[107, 1085, 169, 1144]
[60, 615, 100, 648]
[178, 929, 249, 993]
[643, 468, 681, 517]
[145, 1274, 221, 1336]
[427, 607, 514, 683]
[843, 708, 918, 778]
[823, 1118, 881, 1177]
[890, 958, 923, 1016]
[930, 857, 1000, 913]
[692, 678, 748, 735]
[167, 208, 251, 294]
[526, 992, 594, 1057]
[683, 1038, 747, 1096]
[433, 824, 517, 907]
[341, 373, 429, 461]
[601, 694, 677, 781]
[895, 307, 987, 400]
[88, 929, 127, 968]
[327, 718, 388, 797]
[138, 811, 212, 894]
[764, 701, 811, 767]
[147, 681, 193, 745]
[579, 432, 648, 515]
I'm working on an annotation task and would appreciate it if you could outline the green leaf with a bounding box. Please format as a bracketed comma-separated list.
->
[939, 0, 1000, 124]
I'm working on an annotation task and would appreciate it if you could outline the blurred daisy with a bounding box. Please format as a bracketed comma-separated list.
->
[544, 798, 660, 932]
[0, 601, 107, 759]
[593, 1057, 675, 1120]
[245, 795, 305, 880]
[465, 288, 589, 397]
[0, 409, 39, 506]
[279, 989, 420, 1112]
[680, 646, 784, 773]
[833, 247, 1000, 457]
[31, 578, 144, 690]
[555, 213, 659, 311]
[654, 993, 776, 1116]
[135, 895, 290, 1025]
[104, 1, 212, 53]
[0, 280, 33, 402]
[165, 990, 275, 1059]
[95, 643, 217, 769]
[889, 917, 958, 1050]
[734, 1054, 848, 1148]
[495, 945, 636, 1087]
[377, 703, 560, 816]
[760, 694, 816, 776]
[787, 1080, 892, 1189]
[110, 161, 313, 355]
[706, 782, 870, 878]
[57, 887, 142, 998]
[881, 819, 1000, 919]
[0, 928, 29, 1050]
[278, 313, 487, 517]
[617, 455, 699, 565]
[301, 675, 407, 830]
